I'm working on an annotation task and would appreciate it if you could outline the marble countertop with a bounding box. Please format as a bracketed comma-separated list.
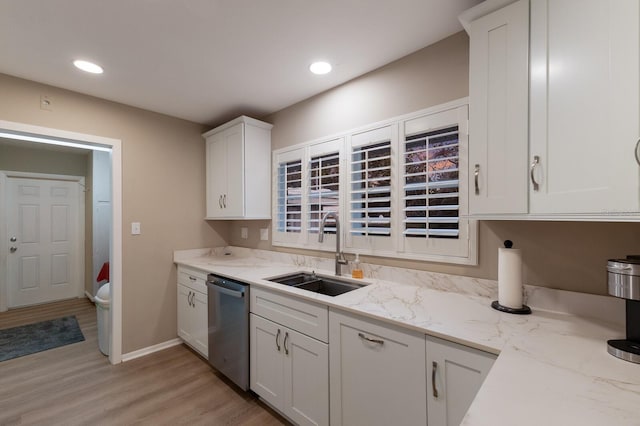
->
[174, 247, 640, 425]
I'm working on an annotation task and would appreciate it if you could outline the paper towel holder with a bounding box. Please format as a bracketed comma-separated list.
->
[491, 240, 532, 315]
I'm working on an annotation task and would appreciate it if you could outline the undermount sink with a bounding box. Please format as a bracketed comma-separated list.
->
[267, 272, 366, 296]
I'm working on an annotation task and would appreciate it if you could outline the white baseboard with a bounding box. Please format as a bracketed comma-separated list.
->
[84, 291, 95, 302]
[121, 338, 183, 362]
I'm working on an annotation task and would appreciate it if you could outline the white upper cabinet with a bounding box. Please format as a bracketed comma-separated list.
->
[203, 116, 272, 220]
[463, 0, 640, 219]
[529, 0, 640, 215]
[467, 0, 529, 215]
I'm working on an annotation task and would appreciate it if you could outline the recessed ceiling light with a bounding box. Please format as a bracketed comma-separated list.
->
[309, 61, 332, 75]
[73, 60, 104, 74]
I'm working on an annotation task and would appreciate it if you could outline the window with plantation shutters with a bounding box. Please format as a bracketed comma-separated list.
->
[403, 125, 460, 239]
[350, 140, 392, 237]
[273, 148, 305, 245]
[401, 104, 473, 260]
[272, 100, 477, 264]
[308, 151, 340, 234]
[277, 159, 302, 232]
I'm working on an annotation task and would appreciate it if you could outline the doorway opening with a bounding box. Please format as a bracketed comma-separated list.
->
[0, 120, 123, 364]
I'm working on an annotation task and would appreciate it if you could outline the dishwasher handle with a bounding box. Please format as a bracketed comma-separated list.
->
[210, 281, 246, 298]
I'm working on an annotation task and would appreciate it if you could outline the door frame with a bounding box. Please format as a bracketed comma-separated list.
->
[0, 120, 123, 364]
[0, 171, 86, 309]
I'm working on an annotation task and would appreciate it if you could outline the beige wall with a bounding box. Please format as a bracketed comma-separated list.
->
[229, 32, 640, 296]
[0, 142, 88, 176]
[0, 73, 229, 353]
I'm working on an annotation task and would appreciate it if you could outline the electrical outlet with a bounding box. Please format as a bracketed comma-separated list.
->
[240, 227, 248, 239]
[40, 95, 54, 111]
[260, 228, 269, 241]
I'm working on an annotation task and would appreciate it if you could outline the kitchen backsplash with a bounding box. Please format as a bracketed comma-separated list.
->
[175, 246, 624, 326]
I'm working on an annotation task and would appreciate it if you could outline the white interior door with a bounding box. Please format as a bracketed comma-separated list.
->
[7, 177, 80, 308]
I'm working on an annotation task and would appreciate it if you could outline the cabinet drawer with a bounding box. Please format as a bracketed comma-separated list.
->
[177, 266, 207, 293]
[251, 287, 328, 343]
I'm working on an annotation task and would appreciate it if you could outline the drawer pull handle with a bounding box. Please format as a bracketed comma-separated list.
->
[358, 332, 384, 345]
[474, 164, 480, 195]
[284, 331, 289, 355]
[189, 276, 196, 281]
[530, 155, 540, 191]
[276, 329, 281, 352]
[432, 361, 439, 398]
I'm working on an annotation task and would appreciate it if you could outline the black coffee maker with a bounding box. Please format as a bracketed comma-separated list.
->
[607, 256, 640, 363]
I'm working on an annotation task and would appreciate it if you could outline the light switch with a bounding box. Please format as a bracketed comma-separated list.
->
[240, 227, 248, 239]
[260, 228, 269, 241]
[131, 222, 141, 235]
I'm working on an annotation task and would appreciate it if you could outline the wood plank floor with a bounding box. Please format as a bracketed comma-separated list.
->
[0, 298, 288, 426]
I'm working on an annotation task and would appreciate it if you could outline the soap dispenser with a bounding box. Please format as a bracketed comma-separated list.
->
[351, 254, 363, 279]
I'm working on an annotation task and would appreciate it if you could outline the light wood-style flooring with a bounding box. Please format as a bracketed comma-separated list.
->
[0, 298, 287, 425]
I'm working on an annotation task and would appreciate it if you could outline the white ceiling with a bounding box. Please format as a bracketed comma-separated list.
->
[0, 0, 480, 126]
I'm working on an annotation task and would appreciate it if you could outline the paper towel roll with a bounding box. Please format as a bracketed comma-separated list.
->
[498, 247, 523, 309]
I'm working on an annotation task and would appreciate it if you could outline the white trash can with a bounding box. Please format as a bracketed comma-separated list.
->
[95, 282, 111, 356]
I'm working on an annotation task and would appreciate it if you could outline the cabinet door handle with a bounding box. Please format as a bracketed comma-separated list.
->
[530, 155, 540, 191]
[284, 331, 289, 355]
[635, 138, 640, 166]
[432, 361, 439, 398]
[474, 164, 480, 195]
[218, 195, 223, 209]
[358, 332, 384, 345]
[276, 328, 281, 352]
[187, 291, 192, 307]
[223, 194, 227, 208]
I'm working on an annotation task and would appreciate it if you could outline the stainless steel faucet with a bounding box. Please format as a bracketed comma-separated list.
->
[318, 211, 348, 276]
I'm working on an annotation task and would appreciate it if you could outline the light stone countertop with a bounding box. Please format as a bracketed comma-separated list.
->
[174, 247, 640, 426]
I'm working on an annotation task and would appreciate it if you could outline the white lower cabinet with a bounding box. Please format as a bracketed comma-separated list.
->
[426, 335, 496, 426]
[176, 266, 208, 358]
[250, 313, 329, 426]
[329, 309, 427, 426]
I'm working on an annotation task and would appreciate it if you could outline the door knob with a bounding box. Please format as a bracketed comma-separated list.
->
[10, 237, 16, 242]
[10, 246, 17, 253]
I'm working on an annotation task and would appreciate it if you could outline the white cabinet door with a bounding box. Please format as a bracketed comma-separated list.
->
[329, 310, 427, 426]
[529, 0, 640, 214]
[251, 313, 329, 426]
[191, 289, 208, 357]
[284, 327, 329, 426]
[205, 123, 243, 218]
[250, 313, 285, 410]
[177, 283, 193, 342]
[426, 335, 496, 426]
[177, 283, 208, 358]
[222, 123, 244, 217]
[206, 134, 227, 218]
[468, 0, 529, 215]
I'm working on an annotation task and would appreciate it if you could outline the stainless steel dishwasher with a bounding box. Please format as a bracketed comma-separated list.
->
[206, 274, 250, 390]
